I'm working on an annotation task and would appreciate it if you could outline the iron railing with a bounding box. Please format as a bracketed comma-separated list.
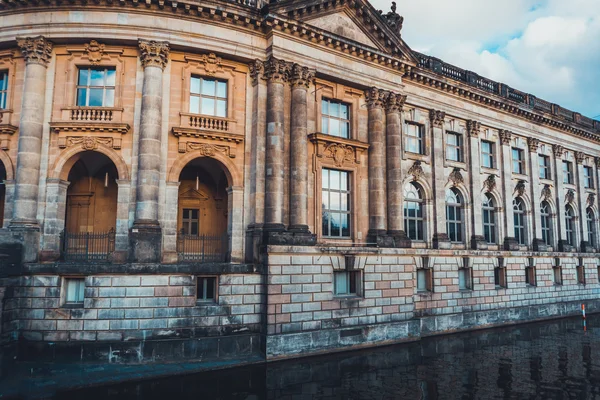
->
[177, 230, 228, 263]
[61, 229, 115, 262]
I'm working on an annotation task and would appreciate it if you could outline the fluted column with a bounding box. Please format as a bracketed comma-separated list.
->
[499, 130, 518, 250]
[467, 120, 486, 249]
[288, 63, 314, 234]
[430, 110, 450, 249]
[130, 39, 169, 263]
[10, 36, 53, 229]
[366, 87, 388, 246]
[385, 92, 410, 247]
[263, 58, 289, 235]
[528, 138, 546, 251]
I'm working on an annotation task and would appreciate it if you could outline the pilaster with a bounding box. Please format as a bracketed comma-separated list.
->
[430, 109, 450, 249]
[467, 120, 486, 249]
[499, 130, 518, 250]
[553, 145, 572, 252]
[527, 138, 546, 251]
[576, 152, 591, 252]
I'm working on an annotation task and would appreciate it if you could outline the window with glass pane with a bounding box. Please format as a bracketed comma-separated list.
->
[525, 266, 536, 286]
[182, 208, 200, 235]
[483, 194, 496, 244]
[446, 132, 462, 162]
[417, 268, 432, 292]
[334, 270, 358, 296]
[76, 67, 116, 107]
[584, 166, 593, 188]
[404, 182, 424, 241]
[65, 278, 85, 305]
[458, 268, 471, 290]
[577, 265, 586, 285]
[512, 148, 524, 174]
[189, 76, 227, 117]
[565, 205, 576, 246]
[197, 276, 217, 302]
[553, 266, 562, 285]
[563, 161, 573, 184]
[0, 70, 7, 109]
[321, 99, 350, 138]
[587, 208, 595, 247]
[406, 123, 424, 154]
[540, 201, 552, 246]
[539, 155, 551, 179]
[494, 267, 507, 288]
[446, 188, 463, 243]
[481, 140, 494, 169]
[322, 169, 351, 238]
[513, 198, 526, 245]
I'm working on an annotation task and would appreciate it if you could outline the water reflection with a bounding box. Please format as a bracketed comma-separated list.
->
[56, 316, 600, 399]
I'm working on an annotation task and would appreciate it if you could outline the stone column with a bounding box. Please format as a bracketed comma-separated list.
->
[528, 138, 546, 251]
[430, 110, 450, 249]
[161, 181, 180, 263]
[575, 151, 590, 251]
[114, 179, 131, 263]
[263, 57, 289, 243]
[2, 180, 14, 228]
[228, 186, 244, 263]
[40, 179, 69, 261]
[130, 39, 169, 263]
[467, 121, 486, 249]
[366, 87, 389, 246]
[499, 130, 518, 250]
[385, 92, 410, 247]
[553, 145, 571, 251]
[9, 36, 53, 262]
[287, 63, 316, 245]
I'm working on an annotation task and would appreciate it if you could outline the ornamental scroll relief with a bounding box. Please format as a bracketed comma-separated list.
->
[309, 133, 368, 168]
[178, 141, 234, 158]
[58, 136, 121, 150]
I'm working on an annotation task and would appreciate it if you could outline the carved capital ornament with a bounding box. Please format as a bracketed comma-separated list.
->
[527, 137, 540, 153]
[248, 59, 265, 86]
[553, 145, 564, 158]
[17, 36, 53, 67]
[499, 130, 512, 145]
[289, 63, 315, 88]
[467, 120, 481, 137]
[384, 92, 407, 113]
[576, 151, 586, 164]
[429, 110, 445, 128]
[365, 87, 387, 110]
[138, 39, 170, 70]
[264, 57, 290, 84]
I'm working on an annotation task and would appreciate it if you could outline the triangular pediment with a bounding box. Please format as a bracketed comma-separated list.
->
[303, 10, 379, 49]
[180, 188, 209, 201]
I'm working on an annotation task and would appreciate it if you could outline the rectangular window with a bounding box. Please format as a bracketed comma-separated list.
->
[190, 76, 227, 117]
[458, 268, 471, 291]
[406, 123, 424, 155]
[512, 148, 525, 174]
[322, 169, 351, 238]
[539, 155, 551, 180]
[0, 70, 7, 109]
[563, 161, 573, 184]
[553, 266, 562, 285]
[417, 268, 432, 292]
[64, 278, 85, 305]
[577, 265, 586, 285]
[584, 166, 594, 188]
[182, 208, 199, 235]
[76, 67, 116, 107]
[494, 267, 507, 288]
[525, 266, 536, 286]
[334, 270, 360, 296]
[446, 132, 463, 162]
[197, 276, 217, 302]
[481, 140, 494, 169]
[321, 99, 350, 138]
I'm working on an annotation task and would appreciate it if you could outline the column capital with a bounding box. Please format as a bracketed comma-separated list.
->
[264, 57, 290, 84]
[429, 109, 445, 128]
[499, 129, 512, 145]
[553, 144, 564, 158]
[575, 151, 586, 164]
[365, 87, 388, 110]
[384, 92, 407, 113]
[138, 39, 170, 69]
[289, 63, 315, 88]
[467, 120, 481, 137]
[595, 157, 600, 169]
[527, 137, 540, 153]
[249, 59, 265, 86]
[16, 36, 53, 67]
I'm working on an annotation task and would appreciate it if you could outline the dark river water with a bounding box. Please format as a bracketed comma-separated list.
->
[55, 316, 600, 400]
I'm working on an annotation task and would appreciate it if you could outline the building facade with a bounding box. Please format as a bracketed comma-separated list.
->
[0, 0, 600, 362]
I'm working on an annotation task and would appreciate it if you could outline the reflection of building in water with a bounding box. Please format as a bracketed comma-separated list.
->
[1, 0, 600, 368]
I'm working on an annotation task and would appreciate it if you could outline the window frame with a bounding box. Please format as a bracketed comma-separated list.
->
[405, 122, 425, 155]
[553, 265, 563, 285]
[513, 197, 527, 246]
[404, 182, 425, 242]
[587, 208, 596, 247]
[540, 201, 552, 246]
[334, 270, 361, 297]
[482, 194, 496, 244]
[538, 155, 551, 180]
[321, 168, 351, 239]
[189, 75, 228, 117]
[62, 277, 85, 307]
[525, 266, 536, 287]
[182, 208, 200, 236]
[512, 148, 525, 175]
[446, 131, 463, 162]
[417, 268, 433, 293]
[494, 266, 507, 289]
[445, 188, 463, 243]
[76, 66, 116, 108]
[321, 98, 351, 139]
[583, 166, 594, 188]
[458, 267, 472, 291]
[197, 276, 218, 303]
[565, 205, 576, 246]
[0, 69, 7, 110]
[563, 161, 574, 185]
[576, 265, 586, 285]
[481, 140, 495, 169]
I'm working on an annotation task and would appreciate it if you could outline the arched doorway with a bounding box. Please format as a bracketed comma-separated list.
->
[177, 157, 229, 262]
[63, 151, 118, 261]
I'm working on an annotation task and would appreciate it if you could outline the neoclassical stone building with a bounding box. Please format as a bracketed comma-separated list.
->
[0, 0, 599, 362]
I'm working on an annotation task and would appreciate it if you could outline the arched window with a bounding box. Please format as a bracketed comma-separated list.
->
[482, 194, 496, 244]
[513, 197, 527, 245]
[404, 182, 424, 241]
[565, 205, 576, 246]
[446, 188, 463, 243]
[587, 208, 596, 247]
[540, 201, 552, 246]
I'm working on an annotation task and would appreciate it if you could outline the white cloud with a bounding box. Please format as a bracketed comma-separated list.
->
[369, 0, 600, 118]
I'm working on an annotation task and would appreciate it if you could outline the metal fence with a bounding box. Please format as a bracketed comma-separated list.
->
[177, 231, 228, 263]
[61, 229, 116, 262]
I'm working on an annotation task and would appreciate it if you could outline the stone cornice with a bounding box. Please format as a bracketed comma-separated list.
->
[171, 127, 244, 144]
[16, 35, 53, 67]
[0, 124, 17, 136]
[138, 39, 170, 69]
[49, 122, 130, 135]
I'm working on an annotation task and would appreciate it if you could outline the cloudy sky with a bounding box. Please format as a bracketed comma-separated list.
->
[370, 0, 600, 119]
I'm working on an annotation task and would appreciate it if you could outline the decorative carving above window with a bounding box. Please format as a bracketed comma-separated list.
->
[309, 133, 369, 167]
[515, 180, 526, 197]
[566, 189, 576, 204]
[541, 184, 552, 201]
[172, 128, 243, 158]
[587, 193, 596, 208]
[448, 167, 464, 186]
[58, 136, 121, 150]
[84, 40, 106, 65]
[483, 174, 497, 192]
[408, 160, 424, 181]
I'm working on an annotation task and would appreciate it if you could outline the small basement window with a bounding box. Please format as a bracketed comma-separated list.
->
[334, 270, 360, 297]
[577, 265, 586, 285]
[197, 276, 217, 302]
[64, 278, 85, 306]
[525, 266, 536, 287]
[494, 267, 507, 289]
[417, 268, 433, 293]
[458, 268, 472, 291]
[553, 265, 563, 285]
